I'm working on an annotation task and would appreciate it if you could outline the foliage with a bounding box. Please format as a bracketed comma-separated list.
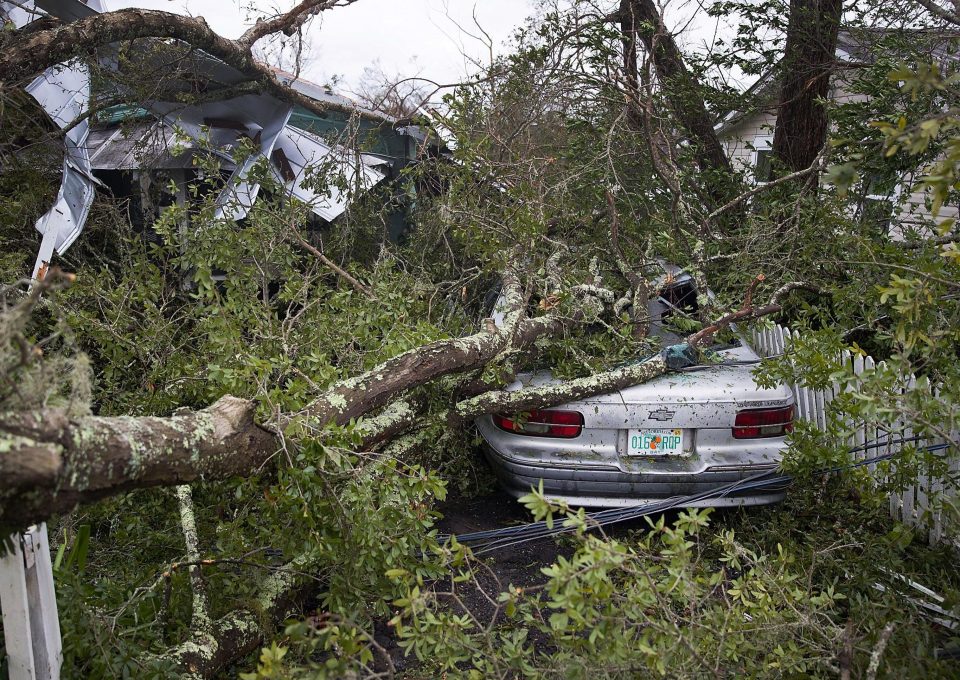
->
[2, 0, 960, 677]
[303, 483, 960, 679]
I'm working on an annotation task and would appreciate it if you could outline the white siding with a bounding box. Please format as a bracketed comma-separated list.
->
[717, 79, 957, 233]
[720, 111, 778, 176]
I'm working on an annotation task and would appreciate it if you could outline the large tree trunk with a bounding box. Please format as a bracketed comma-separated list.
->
[771, 0, 844, 172]
[619, 2, 644, 131]
[621, 0, 733, 194]
[0, 397, 277, 529]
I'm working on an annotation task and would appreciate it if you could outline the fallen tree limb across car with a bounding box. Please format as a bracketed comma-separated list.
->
[0, 271, 788, 530]
[0, 255, 802, 676]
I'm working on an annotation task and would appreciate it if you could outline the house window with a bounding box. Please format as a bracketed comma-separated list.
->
[754, 148, 774, 183]
[751, 136, 774, 184]
[858, 174, 900, 236]
[860, 196, 894, 233]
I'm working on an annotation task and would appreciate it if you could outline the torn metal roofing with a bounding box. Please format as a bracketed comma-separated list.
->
[4, 1, 101, 278]
[23, 58, 94, 230]
[4, 0, 397, 278]
[32, 0, 103, 21]
[144, 94, 295, 221]
[87, 122, 203, 170]
[86, 119, 388, 223]
[271, 125, 386, 223]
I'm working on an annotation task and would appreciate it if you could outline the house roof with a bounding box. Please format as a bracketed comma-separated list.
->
[87, 121, 199, 170]
[4, 0, 405, 276]
[270, 67, 396, 125]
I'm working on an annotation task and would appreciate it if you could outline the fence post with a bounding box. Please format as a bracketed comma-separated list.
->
[0, 524, 63, 680]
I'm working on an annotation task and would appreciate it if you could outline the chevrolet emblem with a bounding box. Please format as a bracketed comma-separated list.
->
[648, 408, 675, 422]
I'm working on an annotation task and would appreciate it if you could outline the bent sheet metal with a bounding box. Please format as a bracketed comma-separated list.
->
[5, 0, 388, 278]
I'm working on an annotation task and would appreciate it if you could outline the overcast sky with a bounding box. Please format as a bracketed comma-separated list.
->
[108, 1, 539, 92]
[106, 1, 744, 98]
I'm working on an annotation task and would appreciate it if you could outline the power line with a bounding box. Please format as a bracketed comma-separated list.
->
[442, 437, 951, 555]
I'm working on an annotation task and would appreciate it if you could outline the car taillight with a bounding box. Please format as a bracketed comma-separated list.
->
[492, 409, 584, 438]
[733, 406, 794, 439]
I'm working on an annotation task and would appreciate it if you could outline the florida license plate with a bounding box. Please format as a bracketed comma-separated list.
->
[626, 428, 684, 456]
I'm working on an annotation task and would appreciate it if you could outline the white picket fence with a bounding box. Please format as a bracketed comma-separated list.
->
[751, 323, 958, 546]
[0, 525, 62, 680]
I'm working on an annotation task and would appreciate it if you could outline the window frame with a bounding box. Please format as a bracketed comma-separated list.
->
[751, 134, 774, 185]
[858, 172, 904, 236]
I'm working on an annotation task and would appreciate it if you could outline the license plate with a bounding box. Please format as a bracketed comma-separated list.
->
[626, 428, 684, 456]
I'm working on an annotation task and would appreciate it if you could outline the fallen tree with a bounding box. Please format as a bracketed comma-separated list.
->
[3, 267, 803, 677]
[0, 264, 795, 532]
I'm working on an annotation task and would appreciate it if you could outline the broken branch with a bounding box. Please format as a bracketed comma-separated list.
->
[288, 225, 376, 299]
[239, 0, 359, 47]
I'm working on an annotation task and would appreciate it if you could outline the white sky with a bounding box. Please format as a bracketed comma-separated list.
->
[108, 0, 539, 93]
[105, 1, 751, 99]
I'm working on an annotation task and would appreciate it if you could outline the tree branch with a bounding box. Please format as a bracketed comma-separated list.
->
[0, 396, 277, 530]
[239, 0, 359, 47]
[622, 0, 732, 196]
[175, 484, 212, 633]
[0, 8, 385, 123]
[288, 224, 376, 299]
[706, 144, 829, 223]
[457, 279, 786, 420]
[913, 0, 960, 25]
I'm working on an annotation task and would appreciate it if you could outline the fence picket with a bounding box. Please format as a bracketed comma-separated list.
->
[748, 323, 955, 545]
[814, 389, 827, 432]
[851, 354, 867, 466]
[900, 375, 918, 528]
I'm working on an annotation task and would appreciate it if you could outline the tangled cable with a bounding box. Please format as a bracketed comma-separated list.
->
[443, 436, 951, 556]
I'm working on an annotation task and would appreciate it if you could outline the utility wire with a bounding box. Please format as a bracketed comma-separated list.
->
[442, 437, 951, 555]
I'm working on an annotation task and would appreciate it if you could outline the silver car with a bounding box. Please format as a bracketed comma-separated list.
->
[476, 272, 795, 508]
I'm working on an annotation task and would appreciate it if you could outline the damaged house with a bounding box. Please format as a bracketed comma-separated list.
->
[4, 0, 436, 280]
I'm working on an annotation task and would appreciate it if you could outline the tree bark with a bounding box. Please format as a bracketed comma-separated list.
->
[0, 394, 438, 530]
[300, 265, 531, 426]
[0, 267, 527, 529]
[771, 0, 844, 173]
[0, 8, 383, 123]
[0, 396, 277, 529]
[619, 1, 644, 130]
[621, 0, 733, 193]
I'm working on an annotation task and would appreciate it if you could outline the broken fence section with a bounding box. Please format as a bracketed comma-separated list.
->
[751, 323, 958, 547]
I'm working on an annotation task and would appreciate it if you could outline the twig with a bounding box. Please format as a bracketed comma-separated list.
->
[743, 273, 764, 308]
[707, 145, 828, 223]
[606, 190, 642, 289]
[688, 277, 820, 347]
[770, 281, 821, 304]
[288, 222, 376, 299]
[866, 622, 896, 680]
[688, 274, 773, 348]
[606, 189, 654, 338]
[687, 302, 782, 348]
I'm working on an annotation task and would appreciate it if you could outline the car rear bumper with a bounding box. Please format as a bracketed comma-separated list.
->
[483, 445, 787, 508]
